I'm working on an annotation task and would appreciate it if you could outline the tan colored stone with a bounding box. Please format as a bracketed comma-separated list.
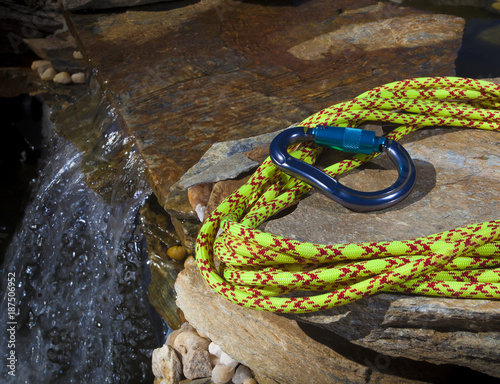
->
[183, 348, 212, 380]
[152, 344, 182, 384]
[172, 327, 211, 364]
[167, 245, 187, 261]
[71, 72, 86, 84]
[31, 60, 51, 71]
[211, 364, 235, 384]
[184, 255, 196, 268]
[40, 67, 57, 81]
[53, 72, 72, 84]
[176, 267, 449, 384]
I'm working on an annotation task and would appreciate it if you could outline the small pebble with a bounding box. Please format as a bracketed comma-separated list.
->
[73, 50, 83, 59]
[183, 348, 212, 380]
[233, 365, 253, 384]
[184, 255, 196, 268]
[53, 72, 72, 84]
[166, 328, 182, 348]
[167, 245, 187, 261]
[243, 379, 257, 384]
[31, 60, 50, 70]
[40, 67, 56, 81]
[208, 342, 222, 358]
[212, 364, 235, 384]
[172, 328, 210, 363]
[71, 72, 85, 84]
[219, 351, 239, 369]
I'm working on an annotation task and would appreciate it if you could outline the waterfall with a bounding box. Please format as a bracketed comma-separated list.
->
[0, 82, 158, 383]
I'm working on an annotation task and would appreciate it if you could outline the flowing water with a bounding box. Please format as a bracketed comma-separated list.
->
[0, 78, 159, 383]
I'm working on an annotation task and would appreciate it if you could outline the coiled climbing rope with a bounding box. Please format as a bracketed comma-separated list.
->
[195, 77, 500, 313]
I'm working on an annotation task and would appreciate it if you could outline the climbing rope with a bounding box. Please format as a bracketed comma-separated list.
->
[195, 77, 500, 313]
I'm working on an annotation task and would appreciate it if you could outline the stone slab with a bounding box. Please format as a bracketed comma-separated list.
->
[174, 125, 500, 379]
[176, 266, 459, 384]
[64, 0, 465, 210]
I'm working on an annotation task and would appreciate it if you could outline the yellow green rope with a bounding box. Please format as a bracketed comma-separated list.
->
[195, 77, 500, 313]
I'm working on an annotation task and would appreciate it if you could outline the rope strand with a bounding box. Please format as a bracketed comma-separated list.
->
[196, 77, 500, 313]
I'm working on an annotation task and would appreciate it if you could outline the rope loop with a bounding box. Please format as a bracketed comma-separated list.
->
[196, 77, 500, 313]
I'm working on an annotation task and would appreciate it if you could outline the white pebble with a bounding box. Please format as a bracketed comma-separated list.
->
[219, 351, 239, 368]
[166, 328, 182, 348]
[40, 67, 56, 81]
[184, 255, 196, 268]
[212, 364, 235, 384]
[31, 60, 50, 70]
[195, 203, 206, 222]
[208, 342, 222, 358]
[53, 72, 72, 84]
[71, 72, 85, 84]
[73, 50, 83, 59]
[233, 365, 253, 384]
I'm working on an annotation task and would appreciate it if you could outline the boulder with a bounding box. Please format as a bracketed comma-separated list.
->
[176, 124, 500, 381]
[176, 266, 463, 384]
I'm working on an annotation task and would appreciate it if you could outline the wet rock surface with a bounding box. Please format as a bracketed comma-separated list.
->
[64, 0, 465, 211]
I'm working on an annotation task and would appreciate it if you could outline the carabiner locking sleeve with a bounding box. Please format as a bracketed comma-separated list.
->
[269, 126, 416, 212]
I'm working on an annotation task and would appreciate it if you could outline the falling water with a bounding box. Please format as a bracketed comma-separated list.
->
[0, 79, 158, 383]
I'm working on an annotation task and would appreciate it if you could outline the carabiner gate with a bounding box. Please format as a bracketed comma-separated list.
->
[269, 126, 416, 212]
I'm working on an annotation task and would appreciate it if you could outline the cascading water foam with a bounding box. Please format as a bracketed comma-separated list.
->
[0, 84, 159, 383]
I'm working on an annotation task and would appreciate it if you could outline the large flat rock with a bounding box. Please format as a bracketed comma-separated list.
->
[64, 0, 465, 210]
[176, 266, 464, 384]
[176, 114, 500, 380]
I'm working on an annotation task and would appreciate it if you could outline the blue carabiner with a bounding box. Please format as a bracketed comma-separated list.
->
[269, 126, 416, 212]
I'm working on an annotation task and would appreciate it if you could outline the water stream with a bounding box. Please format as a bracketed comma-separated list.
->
[0, 79, 158, 383]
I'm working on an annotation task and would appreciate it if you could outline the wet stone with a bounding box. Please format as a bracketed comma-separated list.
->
[66, 0, 465, 211]
[177, 130, 282, 189]
[140, 195, 184, 329]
